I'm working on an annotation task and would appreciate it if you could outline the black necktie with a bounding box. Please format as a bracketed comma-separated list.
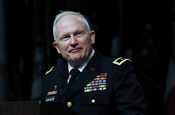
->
[68, 69, 80, 88]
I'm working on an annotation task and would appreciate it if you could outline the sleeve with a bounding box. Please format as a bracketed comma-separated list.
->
[113, 61, 148, 115]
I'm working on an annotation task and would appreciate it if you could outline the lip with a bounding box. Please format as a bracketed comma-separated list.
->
[69, 48, 82, 53]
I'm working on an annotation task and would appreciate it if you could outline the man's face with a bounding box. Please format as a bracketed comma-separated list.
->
[53, 14, 95, 67]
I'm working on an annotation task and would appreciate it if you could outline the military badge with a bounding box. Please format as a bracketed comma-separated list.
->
[84, 73, 107, 92]
[54, 85, 57, 90]
[47, 91, 57, 95]
[45, 66, 55, 75]
[113, 57, 131, 66]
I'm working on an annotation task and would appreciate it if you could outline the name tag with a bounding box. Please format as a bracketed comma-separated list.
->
[45, 96, 55, 102]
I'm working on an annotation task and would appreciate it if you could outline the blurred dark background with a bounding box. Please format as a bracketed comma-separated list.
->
[0, 0, 174, 114]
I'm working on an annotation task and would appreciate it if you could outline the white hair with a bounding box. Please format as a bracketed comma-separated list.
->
[53, 11, 91, 42]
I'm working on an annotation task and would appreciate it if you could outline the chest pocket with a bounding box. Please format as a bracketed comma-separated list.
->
[78, 91, 109, 106]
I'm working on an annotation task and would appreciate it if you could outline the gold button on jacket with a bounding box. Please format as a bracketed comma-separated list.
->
[67, 102, 72, 107]
[91, 99, 95, 103]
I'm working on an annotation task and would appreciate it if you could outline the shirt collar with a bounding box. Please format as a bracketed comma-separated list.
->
[68, 49, 95, 73]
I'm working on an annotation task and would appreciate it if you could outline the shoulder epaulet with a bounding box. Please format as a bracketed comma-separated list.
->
[45, 66, 55, 75]
[113, 57, 131, 66]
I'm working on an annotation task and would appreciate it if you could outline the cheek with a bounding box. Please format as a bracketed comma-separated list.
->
[60, 40, 69, 47]
[82, 39, 92, 53]
[86, 38, 93, 47]
[57, 43, 65, 52]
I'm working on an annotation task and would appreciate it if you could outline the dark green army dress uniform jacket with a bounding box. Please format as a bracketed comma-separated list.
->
[41, 51, 147, 115]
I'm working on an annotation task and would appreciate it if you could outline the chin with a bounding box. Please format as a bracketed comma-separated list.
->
[73, 57, 83, 61]
[72, 55, 86, 62]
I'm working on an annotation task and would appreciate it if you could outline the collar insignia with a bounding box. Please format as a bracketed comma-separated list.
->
[90, 67, 95, 71]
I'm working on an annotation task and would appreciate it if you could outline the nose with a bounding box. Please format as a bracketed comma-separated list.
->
[70, 36, 78, 47]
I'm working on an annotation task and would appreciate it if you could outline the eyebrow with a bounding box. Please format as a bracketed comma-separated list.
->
[59, 28, 86, 39]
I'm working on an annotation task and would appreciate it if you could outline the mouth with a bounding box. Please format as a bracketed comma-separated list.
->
[69, 48, 82, 53]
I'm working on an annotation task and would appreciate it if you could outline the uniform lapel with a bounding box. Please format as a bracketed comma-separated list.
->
[53, 67, 62, 85]
[53, 63, 70, 102]
[66, 50, 102, 100]
[54, 63, 68, 85]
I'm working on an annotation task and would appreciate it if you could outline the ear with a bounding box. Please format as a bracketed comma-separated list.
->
[53, 42, 61, 54]
[90, 30, 95, 44]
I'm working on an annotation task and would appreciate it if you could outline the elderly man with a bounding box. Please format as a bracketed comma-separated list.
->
[41, 11, 147, 115]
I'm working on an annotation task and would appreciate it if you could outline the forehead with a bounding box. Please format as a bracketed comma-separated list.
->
[55, 14, 87, 37]
[58, 14, 82, 23]
[57, 15, 86, 29]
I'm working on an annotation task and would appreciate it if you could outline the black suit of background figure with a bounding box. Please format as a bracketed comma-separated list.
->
[41, 11, 148, 115]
